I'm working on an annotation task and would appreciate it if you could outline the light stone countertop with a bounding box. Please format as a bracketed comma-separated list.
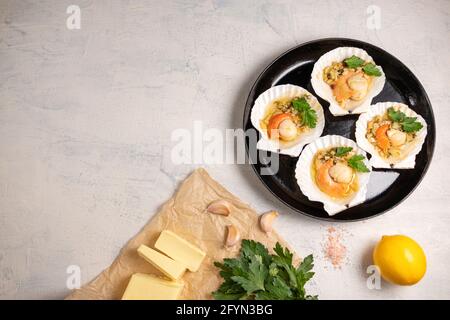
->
[0, 0, 449, 299]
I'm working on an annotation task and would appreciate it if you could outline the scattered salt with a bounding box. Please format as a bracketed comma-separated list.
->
[323, 226, 347, 268]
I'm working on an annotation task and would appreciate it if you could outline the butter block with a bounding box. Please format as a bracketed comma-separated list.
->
[137, 244, 186, 280]
[121, 273, 183, 300]
[154, 230, 206, 272]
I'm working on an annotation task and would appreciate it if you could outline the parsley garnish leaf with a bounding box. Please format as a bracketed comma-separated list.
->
[344, 55, 365, 68]
[387, 107, 405, 122]
[347, 154, 370, 173]
[335, 146, 353, 157]
[291, 97, 317, 128]
[362, 63, 382, 76]
[402, 117, 423, 132]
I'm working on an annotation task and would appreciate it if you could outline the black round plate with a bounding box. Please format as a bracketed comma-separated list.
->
[243, 38, 436, 221]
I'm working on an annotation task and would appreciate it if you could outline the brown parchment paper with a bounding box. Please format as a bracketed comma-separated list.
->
[66, 168, 296, 300]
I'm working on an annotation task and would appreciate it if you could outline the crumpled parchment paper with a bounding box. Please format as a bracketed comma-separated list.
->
[66, 168, 296, 300]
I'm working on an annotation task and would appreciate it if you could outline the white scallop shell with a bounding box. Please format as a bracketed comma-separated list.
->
[295, 135, 371, 215]
[311, 47, 386, 116]
[250, 84, 325, 157]
[355, 102, 427, 169]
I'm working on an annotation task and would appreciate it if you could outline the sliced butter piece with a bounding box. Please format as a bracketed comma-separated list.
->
[121, 273, 183, 300]
[154, 230, 206, 272]
[137, 244, 186, 280]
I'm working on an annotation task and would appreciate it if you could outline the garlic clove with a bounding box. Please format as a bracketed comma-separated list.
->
[207, 199, 232, 216]
[259, 211, 279, 234]
[225, 225, 240, 247]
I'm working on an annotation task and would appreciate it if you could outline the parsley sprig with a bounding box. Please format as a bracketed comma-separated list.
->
[387, 107, 423, 133]
[291, 97, 317, 129]
[334, 147, 370, 172]
[344, 55, 382, 77]
[213, 240, 317, 300]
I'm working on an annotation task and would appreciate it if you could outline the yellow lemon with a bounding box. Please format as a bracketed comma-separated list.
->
[373, 235, 426, 285]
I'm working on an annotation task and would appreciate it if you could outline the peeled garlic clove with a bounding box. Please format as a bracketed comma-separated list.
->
[225, 225, 240, 247]
[259, 211, 279, 234]
[207, 199, 232, 216]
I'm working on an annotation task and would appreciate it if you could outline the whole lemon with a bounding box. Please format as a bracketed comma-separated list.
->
[373, 235, 426, 285]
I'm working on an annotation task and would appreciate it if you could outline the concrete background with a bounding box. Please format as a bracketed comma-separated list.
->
[0, 0, 449, 299]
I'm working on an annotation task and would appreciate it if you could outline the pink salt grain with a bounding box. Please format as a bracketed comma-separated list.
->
[323, 226, 347, 268]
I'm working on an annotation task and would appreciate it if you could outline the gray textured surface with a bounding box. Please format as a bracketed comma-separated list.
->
[0, 0, 449, 299]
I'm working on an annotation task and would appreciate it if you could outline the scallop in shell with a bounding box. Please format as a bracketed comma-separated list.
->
[295, 135, 371, 215]
[311, 47, 386, 116]
[250, 84, 325, 157]
[355, 102, 427, 169]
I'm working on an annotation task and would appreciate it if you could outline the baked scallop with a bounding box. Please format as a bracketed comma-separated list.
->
[295, 135, 371, 215]
[250, 84, 325, 157]
[311, 47, 385, 116]
[355, 102, 427, 169]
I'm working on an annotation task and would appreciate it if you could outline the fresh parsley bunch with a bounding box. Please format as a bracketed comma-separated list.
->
[212, 240, 317, 300]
